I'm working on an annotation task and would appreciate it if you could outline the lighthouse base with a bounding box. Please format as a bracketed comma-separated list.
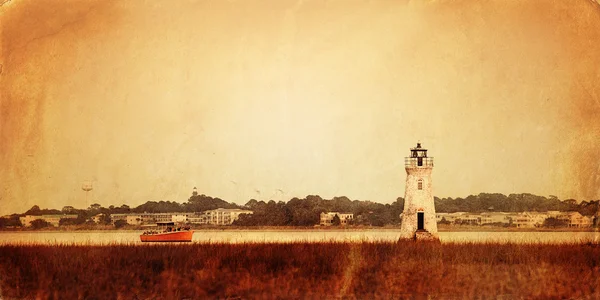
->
[398, 230, 440, 243]
[414, 230, 439, 242]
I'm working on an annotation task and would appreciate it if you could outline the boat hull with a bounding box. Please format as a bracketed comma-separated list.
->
[140, 230, 194, 242]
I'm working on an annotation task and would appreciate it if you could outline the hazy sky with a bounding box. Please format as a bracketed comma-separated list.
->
[1, 0, 599, 215]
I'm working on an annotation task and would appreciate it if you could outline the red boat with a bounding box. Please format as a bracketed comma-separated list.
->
[140, 222, 194, 242]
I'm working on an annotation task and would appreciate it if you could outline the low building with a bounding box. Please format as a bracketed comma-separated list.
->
[480, 212, 512, 225]
[91, 214, 104, 224]
[512, 212, 548, 228]
[111, 213, 129, 224]
[139, 213, 174, 223]
[187, 215, 205, 224]
[436, 212, 483, 225]
[111, 212, 197, 225]
[436, 212, 467, 224]
[580, 216, 594, 228]
[140, 212, 199, 224]
[320, 212, 354, 226]
[435, 211, 596, 228]
[19, 214, 78, 227]
[557, 212, 593, 228]
[456, 214, 482, 225]
[171, 214, 188, 223]
[126, 215, 142, 225]
[194, 208, 254, 225]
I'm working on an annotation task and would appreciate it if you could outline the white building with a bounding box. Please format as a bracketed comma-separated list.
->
[112, 211, 254, 226]
[436, 211, 595, 228]
[111, 213, 129, 224]
[436, 212, 467, 224]
[399, 143, 438, 241]
[187, 208, 252, 225]
[91, 213, 105, 223]
[186, 208, 254, 225]
[437, 212, 515, 226]
[320, 212, 354, 226]
[136, 212, 196, 224]
[480, 212, 512, 225]
[126, 215, 142, 225]
[19, 214, 78, 227]
[172, 214, 188, 223]
[512, 212, 547, 228]
[557, 212, 593, 228]
[111, 212, 196, 225]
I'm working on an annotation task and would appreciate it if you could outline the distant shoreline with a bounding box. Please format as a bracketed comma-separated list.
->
[1, 225, 598, 233]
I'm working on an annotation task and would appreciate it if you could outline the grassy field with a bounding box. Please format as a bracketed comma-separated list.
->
[0, 241, 599, 299]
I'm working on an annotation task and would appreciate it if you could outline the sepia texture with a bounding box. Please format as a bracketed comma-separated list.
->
[1, 0, 599, 215]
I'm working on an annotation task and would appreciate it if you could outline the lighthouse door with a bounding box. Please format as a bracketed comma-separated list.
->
[417, 212, 424, 230]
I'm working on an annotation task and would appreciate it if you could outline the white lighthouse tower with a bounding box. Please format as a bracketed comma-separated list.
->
[399, 142, 439, 241]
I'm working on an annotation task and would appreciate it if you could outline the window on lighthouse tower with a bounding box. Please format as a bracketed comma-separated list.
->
[418, 179, 423, 190]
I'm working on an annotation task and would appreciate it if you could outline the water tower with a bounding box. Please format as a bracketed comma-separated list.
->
[82, 181, 93, 207]
[399, 143, 439, 241]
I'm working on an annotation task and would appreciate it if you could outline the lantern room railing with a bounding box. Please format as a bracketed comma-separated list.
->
[405, 157, 434, 167]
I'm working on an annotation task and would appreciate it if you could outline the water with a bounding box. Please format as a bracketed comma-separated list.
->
[0, 230, 598, 245]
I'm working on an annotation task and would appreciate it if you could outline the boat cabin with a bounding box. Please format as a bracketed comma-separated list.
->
[143, 221, 190, 235]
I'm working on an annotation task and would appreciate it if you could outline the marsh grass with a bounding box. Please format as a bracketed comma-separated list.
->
[0, 241, 599, 299]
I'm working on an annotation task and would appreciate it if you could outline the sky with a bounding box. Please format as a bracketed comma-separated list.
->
[1, 0, 599, 215]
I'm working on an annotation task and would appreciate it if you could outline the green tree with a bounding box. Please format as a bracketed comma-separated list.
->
[98, 214, 112, 225]
[0, 215, 22, 228]
[368, 213, 388, 227]
[88, 203, 102, 211]
[332, 214, 341, 226]
[543, 217, 568, 228]
[244, 199, 260, 209]
[61, 206, 75, 213]
[182, 194, 239, 212]
[114, 220, 128, 229]
[438, 217, 451, 225]
[59, 215, 86, 226]
[30, 219, 51, 229]
[25, 205, 42, 215]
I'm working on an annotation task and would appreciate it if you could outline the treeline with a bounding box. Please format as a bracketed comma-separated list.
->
[132, 194, 239, 213]
[435, 193, 599, 216]
[235, 194, 600, 227]
[0, 194, 239, 228]
[235, 196, 404, 227]
[2, 193, 598, 228]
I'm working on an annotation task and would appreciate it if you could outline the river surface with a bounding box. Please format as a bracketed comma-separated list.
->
[0, 230, 598, 245]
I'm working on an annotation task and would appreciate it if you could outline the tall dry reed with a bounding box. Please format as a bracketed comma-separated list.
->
[0, 241, 598, 299]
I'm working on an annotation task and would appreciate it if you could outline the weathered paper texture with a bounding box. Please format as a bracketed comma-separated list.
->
[1, 0, 599, 215]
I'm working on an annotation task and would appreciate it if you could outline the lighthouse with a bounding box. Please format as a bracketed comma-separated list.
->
[399, 142, 439, 241]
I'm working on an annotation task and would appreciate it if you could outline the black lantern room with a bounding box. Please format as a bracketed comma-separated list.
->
[410, 143, 428, 158]
[405, 143, 433, 167]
